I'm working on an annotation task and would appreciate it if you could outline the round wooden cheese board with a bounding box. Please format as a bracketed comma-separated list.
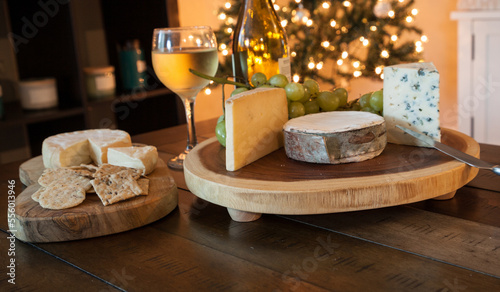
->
[14, 157, 178, 242]
[184, 128, 479, 222]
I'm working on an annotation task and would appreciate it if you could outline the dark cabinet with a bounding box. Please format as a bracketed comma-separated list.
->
[0, 0, 182, 161]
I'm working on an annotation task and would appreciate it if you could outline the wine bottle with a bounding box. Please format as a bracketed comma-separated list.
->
[232, 0, 291, 84]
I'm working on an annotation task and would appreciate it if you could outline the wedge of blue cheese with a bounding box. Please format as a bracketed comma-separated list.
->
[383, 62, 440, 147]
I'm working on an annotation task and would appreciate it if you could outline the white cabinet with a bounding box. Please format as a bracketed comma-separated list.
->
[451, 11, 500, 145]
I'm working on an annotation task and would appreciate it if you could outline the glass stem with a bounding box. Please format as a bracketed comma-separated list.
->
[184, 98, 197, 151]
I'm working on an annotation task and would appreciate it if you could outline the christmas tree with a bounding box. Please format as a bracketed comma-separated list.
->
[214, 0, 426, 88]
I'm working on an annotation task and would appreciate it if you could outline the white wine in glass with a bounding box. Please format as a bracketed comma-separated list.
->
[152, 26, 218, 169]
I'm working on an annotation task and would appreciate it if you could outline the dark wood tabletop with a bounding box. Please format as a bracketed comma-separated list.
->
[1, 118, 499, 291]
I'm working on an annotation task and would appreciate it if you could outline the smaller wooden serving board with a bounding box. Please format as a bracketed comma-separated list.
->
[14, 157, 178, 243]
[184, 128, 479, 222]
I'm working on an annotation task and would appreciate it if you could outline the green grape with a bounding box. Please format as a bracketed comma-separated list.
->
[361, 106, 378, 114]
[297, 86, 311, 103]
[215, 118, 226, 147]
[317, 91, 340, 111]
[369, 90, 383, 112]
[258, 84, 273, 88]
[304, 100, 320, 114]
[268, 74, 289, 88]
[284, 82, 305, 101]
[231, 87, 249, 97]
[303, 79, 320, 97]
[350, 103, 361, 111]
[217, 114, 224, 124]
[251, 72, 267, 87]
[289, 101, 305, 118]
[334, 88, 348, 107]
[359, 92, 372, 108]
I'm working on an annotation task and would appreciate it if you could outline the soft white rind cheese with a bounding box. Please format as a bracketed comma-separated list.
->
[107, 145, 158, 175]
[88, 131, 133, 165]
[42, 129, 132, 168]
[284, 112, 386, 164]
[225, 87, 288, 171]
[383, 62, 440, 147]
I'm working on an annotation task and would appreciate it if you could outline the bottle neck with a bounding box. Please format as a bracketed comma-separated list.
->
[240, 0, 277, 20]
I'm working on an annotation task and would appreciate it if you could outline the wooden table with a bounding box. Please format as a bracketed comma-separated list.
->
[1, 119, 499, 291]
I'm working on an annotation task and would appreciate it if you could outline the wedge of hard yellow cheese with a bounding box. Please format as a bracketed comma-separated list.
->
[225, 87, 288, 171]
[283, 111, 387, 164]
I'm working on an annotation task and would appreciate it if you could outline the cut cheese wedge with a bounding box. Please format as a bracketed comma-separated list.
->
[225, 87, 288, 171]
[42, 129, 132, 168]
[283, 111, 387, 164]
[107, 145, 158, 175]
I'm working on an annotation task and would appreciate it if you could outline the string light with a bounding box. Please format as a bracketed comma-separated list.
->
[204, 88, 211, 95]
[213, 0, 426, 87]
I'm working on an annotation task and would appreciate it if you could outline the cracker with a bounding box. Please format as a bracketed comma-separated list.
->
[31, 187, 45, 202]
[137, 178, 149, 195]
[94, 164, 141, 180]
[38, 168, 92, 191]
[38, 182, 86, 210]
[91, 171, 143, 206]
[66, 166, 95, 178]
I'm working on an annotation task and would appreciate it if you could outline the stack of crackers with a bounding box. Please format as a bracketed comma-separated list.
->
[32, 164, 149, 210]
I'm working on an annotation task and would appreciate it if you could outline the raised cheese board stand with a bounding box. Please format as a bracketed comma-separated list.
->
[13, 157, 178, 243]
[184, 128, 479, 222]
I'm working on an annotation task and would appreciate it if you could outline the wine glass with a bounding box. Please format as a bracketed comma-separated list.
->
[152, 26, 218, 169]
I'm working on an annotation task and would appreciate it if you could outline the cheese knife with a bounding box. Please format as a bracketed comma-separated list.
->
[396, 125, 500, 175]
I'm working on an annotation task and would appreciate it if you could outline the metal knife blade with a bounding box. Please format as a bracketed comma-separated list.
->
[396, 125, 500, 175]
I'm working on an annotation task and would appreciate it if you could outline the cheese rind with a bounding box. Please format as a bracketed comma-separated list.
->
[107, 145, 158, 175]
[42, 129, 132, 168]
[383, 62, 440, 147]
[225, 87, 288, 171]
[284, 111, 387, 164]
[88, 131, 133, 165]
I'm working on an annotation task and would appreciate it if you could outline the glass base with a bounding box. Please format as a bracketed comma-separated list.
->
[167, 149, 190, 170]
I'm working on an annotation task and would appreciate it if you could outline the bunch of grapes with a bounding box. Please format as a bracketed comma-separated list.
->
[231, 73, 384, 119]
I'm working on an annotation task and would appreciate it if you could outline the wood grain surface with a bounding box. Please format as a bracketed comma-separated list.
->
[13, 157, 178, 242]
[184, 128, 479, 216]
